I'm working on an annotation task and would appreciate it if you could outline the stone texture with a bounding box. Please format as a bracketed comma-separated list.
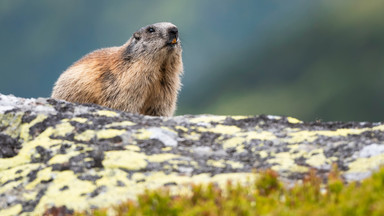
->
[0, 93, 384, 215]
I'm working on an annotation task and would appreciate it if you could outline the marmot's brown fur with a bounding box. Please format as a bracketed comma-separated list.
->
[51, 22, 183, 116]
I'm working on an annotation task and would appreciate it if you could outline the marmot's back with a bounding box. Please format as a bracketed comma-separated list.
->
[51, 22, 183, 116]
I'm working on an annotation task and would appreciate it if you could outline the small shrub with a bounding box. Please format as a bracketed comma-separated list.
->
[73, 166, 384, 216]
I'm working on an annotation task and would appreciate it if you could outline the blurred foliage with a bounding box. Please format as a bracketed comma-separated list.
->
[72, 166, 384, 216]
[0, 1, 383, 121]
[180, 1, 384, 122]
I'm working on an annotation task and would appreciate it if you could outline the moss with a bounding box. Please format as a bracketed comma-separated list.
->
[74, 166, 384, 216]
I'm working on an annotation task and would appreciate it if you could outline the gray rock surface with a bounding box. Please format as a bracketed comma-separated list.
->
[0, 93, 384, 215]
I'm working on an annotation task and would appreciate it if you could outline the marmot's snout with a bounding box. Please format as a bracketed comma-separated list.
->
[168, 27, 179, 45]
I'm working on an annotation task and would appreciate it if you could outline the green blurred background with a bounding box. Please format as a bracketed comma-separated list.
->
[1, 1, 383, 122]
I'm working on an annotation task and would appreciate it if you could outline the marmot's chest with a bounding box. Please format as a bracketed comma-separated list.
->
[139, 79, 170, 116]
[146, 73, 172, 100]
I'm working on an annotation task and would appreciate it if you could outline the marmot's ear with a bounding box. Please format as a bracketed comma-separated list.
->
[133, 32, 141, 41]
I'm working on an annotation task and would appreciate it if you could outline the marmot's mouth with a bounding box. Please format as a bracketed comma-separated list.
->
[165, 41, 179, 48]
[165, 43, 177, 49]
[166, 39, 179, 48]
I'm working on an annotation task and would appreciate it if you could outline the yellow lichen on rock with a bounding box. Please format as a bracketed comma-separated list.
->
[147, 153, 180, 163]
[52, 121, 75, 137]
[207, 159, 226, 168]
[200, 125, 242, 134]
[48, 150, 82, 165]
[227, 160, 244, 169]
[287, 117, 302, 124]
[221, 130, 275, 153]
[103, 151, 148, 170]
[258, 151, 268, 158]
[0, 164, 40, 194]
[162, 146, 173, 151]
[20, 114, 47, 141]
[222, 136, 244, 149]
[269, 152, 309, 173]
[306, 149, 334, 168]
[62, 117, 89, 123]
[105, 121, 135, 128]
[175, 125, 188, 132]
[134, 129, 152, 140]
[74, 129, 125, 141]
[246, 130, 276, 141]
[0, 204, 22, 216]
[287, 126, 384, 145]
[22, 190, 39, 202]
[34, 170, 96, 215]
[125, 145, 141, 151]
[26, 167, 53, 190]
[97, 129, 125, 139]
[96, 110, 119, 117]
[189, 115, 227, 124]
[231, 115, 249, 120]
[347, 153, 384, 173]
[0, 112, 23, 138]
[75, 130, 96, 141]
[0, 137, 62, 170]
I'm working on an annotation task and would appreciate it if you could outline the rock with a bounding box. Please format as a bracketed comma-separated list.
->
[0, 93, 383, 215]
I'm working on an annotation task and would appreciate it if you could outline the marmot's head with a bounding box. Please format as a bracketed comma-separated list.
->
[123, 22, 181, 61]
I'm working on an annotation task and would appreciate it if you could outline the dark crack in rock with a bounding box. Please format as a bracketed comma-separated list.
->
[0, 133, 21, 158]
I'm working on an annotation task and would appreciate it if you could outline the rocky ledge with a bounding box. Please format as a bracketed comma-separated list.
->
[0, 93, 384, 215]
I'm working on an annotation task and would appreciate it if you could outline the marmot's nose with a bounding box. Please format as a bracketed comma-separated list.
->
[168, 27, 178, 40]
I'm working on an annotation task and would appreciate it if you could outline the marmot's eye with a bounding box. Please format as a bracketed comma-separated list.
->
[147, 27, 155, 33]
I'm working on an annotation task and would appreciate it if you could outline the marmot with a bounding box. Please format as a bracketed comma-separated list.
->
[51, 22, 183, 116]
